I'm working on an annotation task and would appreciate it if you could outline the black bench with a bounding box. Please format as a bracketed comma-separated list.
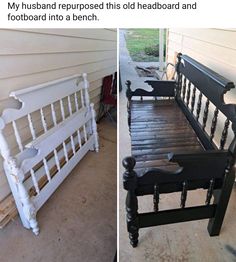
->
[123, 53, 236, 247]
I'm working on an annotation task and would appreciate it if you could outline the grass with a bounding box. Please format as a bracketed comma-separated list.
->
[125, 29, 166, 62]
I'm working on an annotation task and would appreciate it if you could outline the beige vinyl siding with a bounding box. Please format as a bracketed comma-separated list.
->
[0, 28, 117, 201]
[167, 28, 236, 150]
[167, 28, 236, 103]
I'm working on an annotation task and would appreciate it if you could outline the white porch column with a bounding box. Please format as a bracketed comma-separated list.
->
[159, 29, 165, 72]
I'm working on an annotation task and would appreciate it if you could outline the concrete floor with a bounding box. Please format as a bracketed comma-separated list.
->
[119, 29, 236, 262]
[0, 119, 116, 262]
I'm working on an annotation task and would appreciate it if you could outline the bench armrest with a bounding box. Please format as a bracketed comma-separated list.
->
[126, 80, 175, 99]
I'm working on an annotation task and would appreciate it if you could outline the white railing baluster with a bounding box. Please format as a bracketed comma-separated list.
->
[63, 142, 69, 162]
[60, 99, 65, 120]
[40, 108, 48, 133]
[27, 113, 36, 140]
[12, 120, 24, 152]
[74, 92, 79, 111]
[50, 103, 57, 126]
[43, 158, 51, 181]
[68, 96, 72, 116]
[54, 149, 60, 171]
[70, 135, 76, 155]
[30, 169, 40, 194]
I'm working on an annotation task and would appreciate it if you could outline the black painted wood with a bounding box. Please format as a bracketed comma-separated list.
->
[139, 205, 217, 228]
[123, 53, 236, 247]
[123, 157, 139, 247]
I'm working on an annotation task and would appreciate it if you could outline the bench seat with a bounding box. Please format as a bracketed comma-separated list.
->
[131, 100, 203, 175]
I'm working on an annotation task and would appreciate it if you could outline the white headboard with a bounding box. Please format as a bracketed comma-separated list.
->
[0, 73, 99, 235]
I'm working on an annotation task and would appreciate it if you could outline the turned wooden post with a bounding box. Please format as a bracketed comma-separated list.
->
[176, 53, 183, 99]
[123, 156, 139, 247]
[90, 103, 99, 152]
[125, 80, 132, 133]
[208, 127, 236, 236]
[0, 130, 39, 235]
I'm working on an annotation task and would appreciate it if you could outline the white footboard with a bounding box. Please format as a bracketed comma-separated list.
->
[0, 73, 99, 235]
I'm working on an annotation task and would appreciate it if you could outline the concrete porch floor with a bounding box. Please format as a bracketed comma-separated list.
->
[0, 119, 116, 262]
[119, 29, 236, 262]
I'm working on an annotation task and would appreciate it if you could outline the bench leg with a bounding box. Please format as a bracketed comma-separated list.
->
[208, 168, 235, 236]
[123, 156, 139, 247]
[126, 190, 139, 247]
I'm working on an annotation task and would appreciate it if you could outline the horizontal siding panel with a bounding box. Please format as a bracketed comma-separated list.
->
[0, 30, 116, 55]
[168, 32, 183, 45]
[14, 28, 117, 41]
[169, 28, 236, 50]
[0, 60, 116, 99]
[0, 51, 116, 79]
[182, 37, 236, 67]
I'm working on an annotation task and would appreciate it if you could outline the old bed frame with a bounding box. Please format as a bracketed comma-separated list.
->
[0, 73, 99, 235]
[123, 53, 236, 247]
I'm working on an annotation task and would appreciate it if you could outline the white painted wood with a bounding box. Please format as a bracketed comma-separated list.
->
[12, 120, 23, 152]
[159, 29, 165, 72]
[70, 136, 76, 155]
[90, 103, 99, 152]
[63, 142, 69, 163]
[0, 74, 99, 235]
[30, 169, 40, 195]
[27, 114, 36, 140]
[60, 99, 65, 120]
[67, 96, 73, 116]
[43, 158, 51, 182]
[50, 104, 57, 127]
[34, 136, 94, 210]
[40, 108, 48, 133]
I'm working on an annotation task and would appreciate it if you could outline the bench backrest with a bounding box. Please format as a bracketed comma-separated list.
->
[176, 53, 236, 152]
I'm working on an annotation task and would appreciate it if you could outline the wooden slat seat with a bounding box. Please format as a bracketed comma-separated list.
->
[130, 100, 203, 175]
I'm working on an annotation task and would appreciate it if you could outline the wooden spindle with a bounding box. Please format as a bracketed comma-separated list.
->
[191, 86, 196, 113]
[80, 89, 85, 108]
[186, 81, 191, 106]
[196, 92, 203, 121]
[30, 169, 40, 195]
[50, 103, 57, 126]
[62, 142, 69, 162]
[77, 130, 82, 148]
[54, 149, 60, 171]
[83, 73, 90, 107]
[90, 103, 99, 152]
[178, 73, 183, 97]
[40, 108, 48, 133]
[60, 99, 65, 120]
[182, 77, 187, 101]
[27, 113, 36, 140]
[12, 120, 23, 152]
[43, 158, 51, 181]
[210, 108, 219, 141]
[83, 125, 88, 142]
[74, 92, 79, 111]
[180, 181, 188, 208]
[67, 96, 72, 116]
[220, 119, 230, 149]
[153, 184, 159, 213]
[202, 98, 210, 130]
[70, 135, 76, 155]
[205, 179, 215, 205]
